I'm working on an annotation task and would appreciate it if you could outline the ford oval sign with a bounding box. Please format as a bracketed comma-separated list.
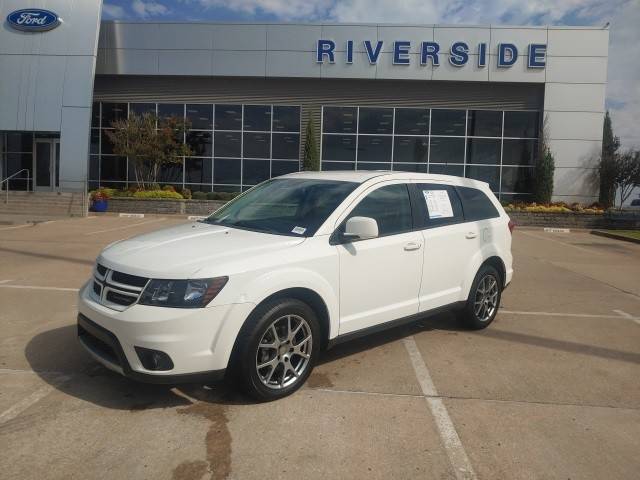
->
[7, 9, 61, 32]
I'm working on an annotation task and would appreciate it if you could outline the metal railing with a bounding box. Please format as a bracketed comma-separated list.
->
[1, 169, 31, 204]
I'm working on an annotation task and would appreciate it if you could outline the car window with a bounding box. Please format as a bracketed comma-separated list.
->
[416, 183, 464, 228]
[456, 186, 500, 221]
[204, 178, 358, 236]
[340, 184, 413, 238]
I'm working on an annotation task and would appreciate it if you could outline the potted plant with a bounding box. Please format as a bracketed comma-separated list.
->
[90, 188, 111, 212]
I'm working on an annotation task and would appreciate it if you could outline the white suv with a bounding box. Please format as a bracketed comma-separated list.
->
[78, 171, 513, 400]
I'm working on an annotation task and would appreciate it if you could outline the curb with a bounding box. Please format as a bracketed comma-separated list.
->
[591, 230, 640, 245]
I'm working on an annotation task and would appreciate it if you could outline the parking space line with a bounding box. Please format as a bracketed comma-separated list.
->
[501, 309, 640, 321]
[0, 224, 31, 232]
[403, 337, 477, 480]
[0, 375, 69, 426]
[518, 231, 602, 254]
[0, 280, 12, 284]
[0, 284, 79, 292]
[84, 218, 166, 235]
[614, 309, 640, 326]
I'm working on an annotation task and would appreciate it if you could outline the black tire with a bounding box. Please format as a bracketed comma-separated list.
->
[230, 298, 320, 401]
[459, 264, 503, 330]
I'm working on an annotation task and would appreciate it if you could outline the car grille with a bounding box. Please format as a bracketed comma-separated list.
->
[91, 263, 149, 311]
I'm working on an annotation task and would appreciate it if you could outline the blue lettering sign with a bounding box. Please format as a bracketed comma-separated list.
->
[527, 44, 546, 68]
[477, 43, 487, 67]
[393, 41, 411, 65]
[449, 42, 469, 67]
[7, 9, 61, 32]
[421, 42, 440, 66]
[316, 39, 335, 63]
[346, 40, 354, 64]
[498, 43, 518, 67]
[364, 40, 384, 64]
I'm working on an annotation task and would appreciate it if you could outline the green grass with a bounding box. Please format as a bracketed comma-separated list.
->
[602, 230, 640, 240]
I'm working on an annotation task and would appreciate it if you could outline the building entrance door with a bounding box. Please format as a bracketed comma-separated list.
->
[34, 139, 60, 191]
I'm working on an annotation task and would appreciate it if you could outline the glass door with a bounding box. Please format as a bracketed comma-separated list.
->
[34, 139, 59, 191]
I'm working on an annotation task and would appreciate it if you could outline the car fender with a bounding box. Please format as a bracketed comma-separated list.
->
[461, 244, 503, 300]
[238, 267, 339, 339]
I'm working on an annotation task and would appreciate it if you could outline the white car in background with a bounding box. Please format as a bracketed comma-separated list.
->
[78, 171, 514, 400]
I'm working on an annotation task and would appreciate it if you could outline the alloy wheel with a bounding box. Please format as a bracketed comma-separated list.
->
[474, 274, 499, 322]
[255, 314, 312, 389]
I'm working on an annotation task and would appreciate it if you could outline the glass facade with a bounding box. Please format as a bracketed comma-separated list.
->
[321, 106, 540, 200]
[90, 102, 301, 192]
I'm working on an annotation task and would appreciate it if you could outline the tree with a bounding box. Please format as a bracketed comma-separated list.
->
[105, 113, 192, 189]
[533, 115, 555, 203]
[614, 149, 640, 208]
[303, 118, 320, 171]
[534, 149, 555, 204]
[599, 111, 620, 207]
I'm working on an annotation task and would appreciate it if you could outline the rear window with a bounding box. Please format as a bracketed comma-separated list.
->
[457, 186, 500, 221]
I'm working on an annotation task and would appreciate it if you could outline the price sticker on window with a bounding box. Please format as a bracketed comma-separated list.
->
[423, 189, 454, 219]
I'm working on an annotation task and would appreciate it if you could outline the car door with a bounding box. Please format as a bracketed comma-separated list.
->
[413, 183, 477, 312]
[335, 182, 423, 335]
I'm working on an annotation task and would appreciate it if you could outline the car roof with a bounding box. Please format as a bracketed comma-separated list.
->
[281, 170, 489, 189]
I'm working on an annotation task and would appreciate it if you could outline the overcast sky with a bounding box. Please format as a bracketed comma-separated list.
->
[102, 0, 640, 149]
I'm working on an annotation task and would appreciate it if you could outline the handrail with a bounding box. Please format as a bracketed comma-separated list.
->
[1, 169, 31, 204]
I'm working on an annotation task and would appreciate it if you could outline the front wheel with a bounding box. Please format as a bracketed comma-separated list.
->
[232, 298, 320, 401]
[459, 265, 502, 330]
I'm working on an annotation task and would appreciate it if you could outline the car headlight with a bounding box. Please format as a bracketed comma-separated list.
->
[139, 277, 228, 308]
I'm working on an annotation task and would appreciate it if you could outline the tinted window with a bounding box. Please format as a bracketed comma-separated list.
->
[501, 167, 534, 194]
[273, 106, 300, 132]
[358, 107, 393, 134]
[467, 110, 502, 137]
[342, 184, 412, 237]
[243, 105, 271, 131]
[465, 166, 500, 192]
[322, 135, 356, 161]
[215, 105, 242, 130]
[394, 108, 429, 135]
[431, 109, 466, 136]
[503, 139, 537, 166]
[130, 103, 156, 119]
[272, 133, 299, 159]
[102, 103, 128, 127]
[467, 139, 501, 165]
[186, 131, 212, 156]
[416, 183, 464, 228]
[186, 104, 213, 129]
[157, 104, 183, 122]
[430, 137, 465, 163]
[205, 178, 358, 236]
[457, 186, 500, 221]
[243, 132, 270, 158]
[185, 157, 212, 184]
[357, 135, 392, 162]
[504, 111, 539, 138]
[393, 136, 428, 163]
[214, 132, 241, 157]
[323, 107, 358, 133]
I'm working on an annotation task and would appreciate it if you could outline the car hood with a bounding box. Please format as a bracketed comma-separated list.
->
[97, 222, 306, 278]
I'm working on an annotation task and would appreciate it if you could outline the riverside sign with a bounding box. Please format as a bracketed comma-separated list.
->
[316, 39, 547, 69]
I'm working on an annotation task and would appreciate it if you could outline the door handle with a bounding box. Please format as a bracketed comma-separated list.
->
[465, 232, 478, 239]
[404, 242, 422, 251]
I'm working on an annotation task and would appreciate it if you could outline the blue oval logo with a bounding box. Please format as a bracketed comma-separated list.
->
[7, 9, 61, 32]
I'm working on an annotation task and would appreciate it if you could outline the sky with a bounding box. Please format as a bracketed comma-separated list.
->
[101, 0, 640, 149]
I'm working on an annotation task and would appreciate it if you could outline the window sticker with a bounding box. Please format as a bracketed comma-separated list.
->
[291, 226, 307, 235]
[423, 189, 454, 219]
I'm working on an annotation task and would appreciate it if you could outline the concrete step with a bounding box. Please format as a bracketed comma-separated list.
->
[0, 191, 86, 217]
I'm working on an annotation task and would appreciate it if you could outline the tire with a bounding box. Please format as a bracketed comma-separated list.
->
[231, 298, 320, 401]
[459, 264, 503, 330]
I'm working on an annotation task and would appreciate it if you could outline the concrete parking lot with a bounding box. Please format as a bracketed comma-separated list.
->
[1, 216, 639, 480]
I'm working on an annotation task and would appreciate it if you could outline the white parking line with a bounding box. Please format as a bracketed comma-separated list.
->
[0, 224, 31, 232]
[84, 218, 165, 235]
[0, 280, 12, 284]
[501, 309, 640, 321]
[518, 230, 600, 254]
[614, 309, 640, 326]
[0, 375, 69, 426]
[403, 337, 476, 480]
[0, 284, 79, 292]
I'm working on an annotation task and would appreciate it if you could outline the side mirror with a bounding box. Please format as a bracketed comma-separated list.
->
[343, 216, 379, 241]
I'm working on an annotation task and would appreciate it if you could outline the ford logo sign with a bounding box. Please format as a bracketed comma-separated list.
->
[7, 9, 61, 32]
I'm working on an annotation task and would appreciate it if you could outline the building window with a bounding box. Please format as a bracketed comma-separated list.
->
[89, 103, 301, 191]
[321, 106, 539, 199]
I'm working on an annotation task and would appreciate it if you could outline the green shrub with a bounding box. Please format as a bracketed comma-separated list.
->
[133, 190, 183, 199]
[192, 191, 208, 200]
[303, 118, 320, 171]
[162, 185, 176, 192]
[181, 188, 192, 200]
[533, 149, 555, 204]
[206, 192, 238, 201]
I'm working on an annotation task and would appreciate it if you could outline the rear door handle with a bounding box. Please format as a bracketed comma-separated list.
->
[465, 232, 478, 239]
[404, 242, 422, 251]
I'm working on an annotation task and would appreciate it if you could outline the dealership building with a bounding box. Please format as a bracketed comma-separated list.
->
[0, 0, 610, 203]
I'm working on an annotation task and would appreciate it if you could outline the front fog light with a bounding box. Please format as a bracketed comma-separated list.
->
[139, 276, 228, 308]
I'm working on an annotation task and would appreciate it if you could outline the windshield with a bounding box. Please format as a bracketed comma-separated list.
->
[203, 178, 359, 236]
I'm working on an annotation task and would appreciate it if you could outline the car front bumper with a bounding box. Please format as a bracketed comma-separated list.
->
[77, 282, 255, 383]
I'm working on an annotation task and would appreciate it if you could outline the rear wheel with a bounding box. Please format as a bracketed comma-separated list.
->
[459, 264, 502, 329]
[232, 298, 320, 401]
